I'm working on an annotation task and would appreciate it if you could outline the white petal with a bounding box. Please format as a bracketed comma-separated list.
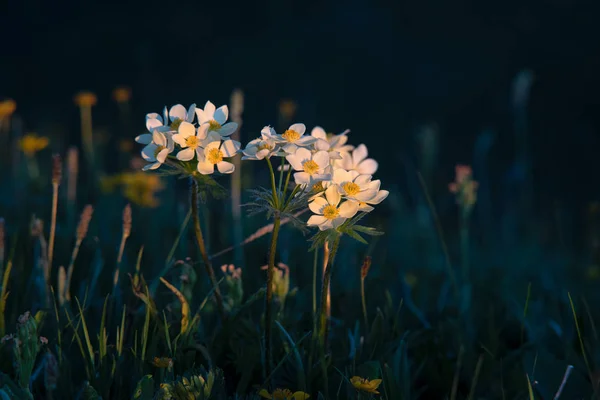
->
[256, 149, 270, 160]
[282, 143, 298, 154]
[152, 131, 166, 147]
[186, 104, 196, 122]
[318, 220, 333, 231]
[217, 161, 235, 174]
[142, 162, 160, 171]
[309, 197, 328, 214]
[169, 104, 187, 122]
[289, 123, 306, 135]
[197, 160, 215, 175]
[354, 189, 377, 202]
[286, 153, 303, 171]
[178, 121, 195, 138]
[354, 174, 372, 186]
[295, 147, 312, 164]
[202, 132, 222, 147]
[296, 136, 317, 146]
[156, 148, 169, 164]
[338, 200, 359, 218]
[352, 144, 369, 165]
[195, 108, 209, 124]
[205, 140, 221, 151]
[332, 217, 346, 229]
[218, 122, 238, 137]
[357, 159, 378, 175]
[311, 126, 327, 140]
[307, 215, 328, 226]
[141, 144, 157, 161]
[368, 190, 389, 205]
[176, 148, 195, 161]
[135, 133, 152, 144]
[146, 112, 162, 122]
[196, 124, 209, 141]
[332, 168, 353, 185]
[340, 152, 354, 170]
[214, 105, 229, 124]
[261, 126, 277, 139]
[312, 151, 329, 169]
[221, 140, 240, 157]
[359, 204, 375, 213]
[146, 118, 163, 132]
[314, 138, 330, 152]
[172, 133, 186, 147]
[325, 185, 341, 206]
[203, 101, 216, 119]
[367, 179, 381, 191]
[293, 172, 310, 185]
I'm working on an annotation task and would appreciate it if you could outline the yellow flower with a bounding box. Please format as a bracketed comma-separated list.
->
[151, 357, 172, 368]
[258, 388, 310, 400]
[350, 376, 382, 395]
[19, 133, 49, 156]
[113, 86, 132, 103]
[101, 172, 164, 208]
[74, 91, 97, 107]
[0, 99, 16, 119]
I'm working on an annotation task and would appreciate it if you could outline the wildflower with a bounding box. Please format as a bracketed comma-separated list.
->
[196, 136, 241, 175]
[242, 127, 280, 160]
[152, 357, 173, 368]
[195, 100, 238, 138]
[286, 147, 330, 187]
[330, 169, 377, 202]
[112, 86, 132, 103]
[337, 144, 378, 175]
[273, 123, 317, 153]
[258, 388, 310, 399]
[19, 133, 49, 157]
[350, 376, 383, 394]
[311, 126, 353, 160]
[449, 164, 478, 210]
[308, 185, 359, 231]
[221, 264, 242, 280]
[119, 172, 164, 208]
[0, 99, 16, 119]
[74, 91, 97, 107]
[141, 131, 174, 171]
[172, 123, 211, 161]
[356, 179, 389, 213]
[136, 104, 196, 143]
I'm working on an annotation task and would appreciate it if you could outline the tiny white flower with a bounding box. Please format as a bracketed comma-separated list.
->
[330, 169, 378, 202]
[172, 122, 213, 161]
[307, 185, 359, 231]
[195, 100, 239, 138]
[197, 137, 241, 175]
[242, 127, 280, 160]
[136, 104, 196, 143]
[357, 179, 389, 212]
[141, 131, 174, 171]
[272, 123, 317, 154]
[337, 144, 378, 175]
[311, 126, 353, 160]
[286, 147, 330, 187]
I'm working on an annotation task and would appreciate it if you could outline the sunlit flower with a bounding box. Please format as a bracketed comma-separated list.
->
[337, 144, 378, 175]
[101, 172, 165, 208]
[196, 136, 241, 175]
[272, 123, 316, 154]
[354, 178, 389, 212]
[172, 123, 212, 161]
[258, 388, 310, 400]
[350, 376, 382, 394]
[74, 91, 97, 107]
[286, 147, 330, 187]
[330, 169, 377, 202]
[136, 104, 196, 143]
[0, 99, 16, 119]
[19, 133, 49, 156]
[242, 127, 280, 160]
[152, 357, 173, 368]
[195, 100, 238, 138]
[308, 185, 359, 231]
[311, 126, 353, 160]
[141, 131, 174, 171]
[113, 86, 132, 103]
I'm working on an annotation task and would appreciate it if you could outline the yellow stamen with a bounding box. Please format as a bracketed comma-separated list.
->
[323, 205, 339, 220]
[208, 120, 222, 131]
[257, 142, 273, 151]
[185, 136, 199, 149]
[312, 181, 324, 192]
[302, 160, 319, 175]
[282, 129, 301, 142]
[207, 147, 223, 164]
[342, 182, 360, 196]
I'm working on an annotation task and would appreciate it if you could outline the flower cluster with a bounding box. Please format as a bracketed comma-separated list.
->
[243, 124, 387, 231]
[135, 101, 241, 174]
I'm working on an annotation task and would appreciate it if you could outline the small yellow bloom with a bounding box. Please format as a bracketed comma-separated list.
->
[151, 357, 173, 368]
[113, 86, 132, 103]
[101, 172, 164, 208]
[278, 99, 297, 119]
[0, 99, 16, 119]
[19, 133, 49, 156]
[74, 91, 97, 107]
[258, 388, 310, 400]
[350, 376, 382, 395]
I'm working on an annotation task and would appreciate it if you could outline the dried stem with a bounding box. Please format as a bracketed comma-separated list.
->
[114, 204, 132, 288]
[66, 205, 93, 301]
[264, 214, 281, 379]
[322, 241, 331, 326]
[48, 154, 62, 273]
[319, 235, 340, 348]
[190, 179, 225, 320]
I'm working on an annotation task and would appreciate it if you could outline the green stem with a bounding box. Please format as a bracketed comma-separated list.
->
[318, 235, 341, 347]
[264, 215, 281, 380]
[190, 178, 226, 321]
[281, 163, 293, 201]
[277, 156, 285, 194]
[266, 157, 279, 208]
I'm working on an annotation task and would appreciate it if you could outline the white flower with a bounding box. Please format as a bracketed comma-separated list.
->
[197, 137, 241, 175]
[337, 144, 378, 175]
[272, 123, 317, 154]
[307, 186, 359, 231]
[330, 169, 378, 202]
[172, 122, 214, 161]
[286, 147, 330, 186]
[141, 131, 174, 171]
[195, 101, 238, 138]
[311, 126, 353, 160]
[357, 179, 389, 212]
[136, 104, 196, 143]
[242, 127, 280, 160]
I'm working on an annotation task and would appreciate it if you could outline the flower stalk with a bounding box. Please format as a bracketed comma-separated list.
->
[264, 213, 281, 378]
[48, 154, 61, 273]
[318, 235, 340, 348]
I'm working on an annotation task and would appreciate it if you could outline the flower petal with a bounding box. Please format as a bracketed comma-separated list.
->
[152, 131, 166, 147]
[352, 144, 368, 164]
[195, 108, 209, 124]
[293, 172, 310, 185]
[286, 153, 303, 171]
[176, 148, 195, 161]
[296, 136, 317, 146]
[186, 103, 196, 122]
[307, 215, 328, 227]
[289, 123, 306, 135]
[135, 133, 152, 144]
[318, 220, 333, 231]
[354, 189, 377, 202]
[178, 121, 195, 139]
[325, 185, 341, 206]
[368, 190, 389, 204]
[338, 199, 359, 218]
[295, 147, 312, 164]
[217, 161, 235, 174]
[314, 138, 330, 152]
[309, 196, 328, 214]
[214, 105, 229, 124]
[221, 140, 240, 157]
[203, 101, 216, 119]
[332, 217, 346, 229]
[146, 118, 163, 132]
[169, 104, 187, 122]
[156, 148, 169, 163]
[357, 159, 378, 175]
[218, 122, 238, 137]
[332, 168, 353, 185]
[311, 126, 327, 140]
[197, 160, 215, 175]
[312, 151, 329, 169]
[354, 174, 372, 186]
[142, 161, 160, 171]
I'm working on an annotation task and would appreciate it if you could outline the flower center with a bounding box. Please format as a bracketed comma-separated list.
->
[257, 142, 273, 151]
[207, 147, 223, 164]
[272, 389, 294, 400]
[343, 182, 360, 196]
[208, 120, 222, 131]
[302, 160, 319, 175]
[170, 118, 183, 131]
[185, 136, 200, 149]
[323, 204, 339, 220]
[282, 129, 301, 142]
[153, 145, 166, 158]
[312, 181, 324, 192]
